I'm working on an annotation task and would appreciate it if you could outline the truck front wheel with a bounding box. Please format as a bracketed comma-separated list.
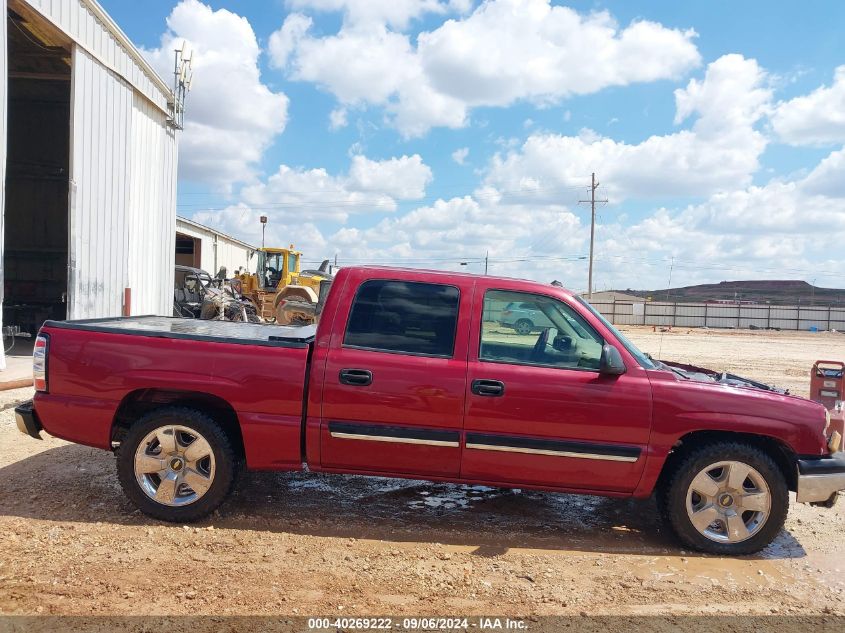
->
[116, 407, 237, 522]
[661, 442, 788, 555]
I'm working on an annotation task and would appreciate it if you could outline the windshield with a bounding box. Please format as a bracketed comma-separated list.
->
[575, 296, 657, 369]
[257, 251, 284, 289]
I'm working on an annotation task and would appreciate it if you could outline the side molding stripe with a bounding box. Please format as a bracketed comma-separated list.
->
[328, 422, 460, 448]
[465, 432, 640, 462]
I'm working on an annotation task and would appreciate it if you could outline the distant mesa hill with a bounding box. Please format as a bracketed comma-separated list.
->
[617, 280, 845, 305]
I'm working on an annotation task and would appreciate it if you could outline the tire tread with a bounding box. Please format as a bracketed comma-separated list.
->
[659, 441, 788, 555]
[116, 406, 237, 523]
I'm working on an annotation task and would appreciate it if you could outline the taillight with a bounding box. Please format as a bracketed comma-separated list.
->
[33, 334, 49, 392]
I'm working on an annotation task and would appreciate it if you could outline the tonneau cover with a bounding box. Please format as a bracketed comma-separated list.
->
[43, 316, 316, 348]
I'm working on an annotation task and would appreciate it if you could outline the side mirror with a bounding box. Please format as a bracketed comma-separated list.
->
[600, 344, 627, 376]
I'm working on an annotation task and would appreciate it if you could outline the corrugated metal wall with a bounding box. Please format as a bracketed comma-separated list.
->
[0, 0, 7, 370]
[128, 93, 176, 315]
[22, 0, 169, 114]
[591, 300, 845, 331]
[68, 45, 176, 319]
[67, 45, 131, 319]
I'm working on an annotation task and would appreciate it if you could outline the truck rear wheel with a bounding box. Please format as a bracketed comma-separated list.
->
[116, 407, 236, 522]
[660, 442, 788, 555]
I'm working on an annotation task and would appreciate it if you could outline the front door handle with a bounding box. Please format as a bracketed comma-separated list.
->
[471, 379, 505, 397]
[339, 368, 373, 386]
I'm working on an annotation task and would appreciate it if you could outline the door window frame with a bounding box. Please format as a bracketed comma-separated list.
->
[479, 288, 605, 373]
[341, 278, 462, 359]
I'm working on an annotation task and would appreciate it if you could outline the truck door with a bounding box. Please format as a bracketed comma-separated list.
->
[462, 283, 652, 493]
[319, 274, 471, 477]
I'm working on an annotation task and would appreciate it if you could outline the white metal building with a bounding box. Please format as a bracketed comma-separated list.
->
[175, 216, 256, 277]
[0, 0, 178, 368]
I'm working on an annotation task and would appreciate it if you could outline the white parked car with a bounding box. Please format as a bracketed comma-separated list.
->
[498, 301, 555, 334]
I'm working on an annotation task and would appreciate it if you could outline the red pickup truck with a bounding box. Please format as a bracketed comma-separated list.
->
[15, 266, 845, 555]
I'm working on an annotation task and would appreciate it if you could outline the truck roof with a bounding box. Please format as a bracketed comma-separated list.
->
[339, 265, 577, 297]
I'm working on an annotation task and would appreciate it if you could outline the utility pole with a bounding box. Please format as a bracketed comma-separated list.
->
[484, 250, 489, 275]
[579, 173, 607, 299]
[666, 256, 675, 301]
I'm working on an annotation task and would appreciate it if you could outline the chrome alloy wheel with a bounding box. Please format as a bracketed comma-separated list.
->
[685, 460, 771, 543]
[134, 425, 216, 506]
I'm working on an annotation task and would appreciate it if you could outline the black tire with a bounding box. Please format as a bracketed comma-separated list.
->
[514, 319, 533, 335]
[276, 298, 315, 326]
[660, 442, 788, 555]
[116, 407, 237, 523]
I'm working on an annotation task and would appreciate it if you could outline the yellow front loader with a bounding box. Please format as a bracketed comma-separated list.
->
[238, 247, 332, 325]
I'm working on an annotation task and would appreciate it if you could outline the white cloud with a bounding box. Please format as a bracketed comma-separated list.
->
[771, 66, 845, 145]
[188, 153, 433, 264]
[483, 55, 770, 201]
[329, 107, 348, 130]
[270, 0, 700, 137]
[267, 12, 312, 68]
[193, 204, 330, 258]
[142, 0, 288, 190]
[419, 1, 700, 106]
[595, 178, 845, 288]
[193, 143, 845, 291]
[800, 147, 845, 198]
[287, 0, 465, 30]
[347, 154, 432, 198]
[274, 20, 412, 104]
[251, 51, 844, 290]
[451, 147, 469, 165]
[205, 153, 434, 225]
[324, 195, 590, 280]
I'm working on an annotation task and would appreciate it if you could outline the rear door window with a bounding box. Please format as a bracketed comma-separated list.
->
[343, 280, 460, 357]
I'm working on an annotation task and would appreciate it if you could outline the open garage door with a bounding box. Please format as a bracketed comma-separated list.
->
[175, 232, 202, 268]
[3, 7, 70, 335]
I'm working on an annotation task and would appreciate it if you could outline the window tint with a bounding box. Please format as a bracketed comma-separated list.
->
[480, 290, 604, 370]
[344, 280, 460, 357]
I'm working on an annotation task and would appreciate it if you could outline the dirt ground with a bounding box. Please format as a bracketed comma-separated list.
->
[0, 327, 843, 619]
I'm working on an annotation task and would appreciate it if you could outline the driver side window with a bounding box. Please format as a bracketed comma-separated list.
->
[481, 290, 604, 371]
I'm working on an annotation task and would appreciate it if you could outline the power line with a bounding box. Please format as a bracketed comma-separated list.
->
[175, 181, 592, 211]
[175, 181, 591, 198]
[299, 251, 845, 280]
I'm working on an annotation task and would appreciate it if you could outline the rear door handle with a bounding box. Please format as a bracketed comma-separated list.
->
[339, 369, 373, 386]
[471, 379, 505, 397]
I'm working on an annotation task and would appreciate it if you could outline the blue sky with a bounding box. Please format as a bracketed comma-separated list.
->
[101, 0, 845, 291]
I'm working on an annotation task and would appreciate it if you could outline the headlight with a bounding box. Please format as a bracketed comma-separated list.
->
[824, 409, 842, 453]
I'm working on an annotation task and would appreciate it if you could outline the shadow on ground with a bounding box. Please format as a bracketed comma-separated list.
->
[0, 443, 806, 560]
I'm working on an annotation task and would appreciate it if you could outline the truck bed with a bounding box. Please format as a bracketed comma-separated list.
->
[42, 316, 316, 348]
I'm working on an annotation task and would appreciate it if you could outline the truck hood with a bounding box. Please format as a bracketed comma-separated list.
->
[658, 360, 789, 395]
[649, 359, 830, 455]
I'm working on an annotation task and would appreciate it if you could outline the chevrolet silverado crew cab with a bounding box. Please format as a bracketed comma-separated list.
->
[15, 266, 845, 555]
